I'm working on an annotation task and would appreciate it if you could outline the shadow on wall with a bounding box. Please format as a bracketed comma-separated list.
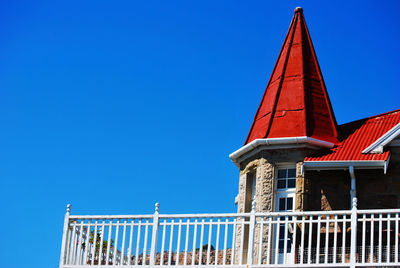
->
[308, 170, 350, 211]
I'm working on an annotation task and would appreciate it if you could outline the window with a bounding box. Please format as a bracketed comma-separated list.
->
[274, 166, 296, 264]
[275, 166, 296, 212]
[251, 173, 256, 203]
[278, 196, 293, 211]
[244, 172, 256, 213]
[277, 167, 296, 190]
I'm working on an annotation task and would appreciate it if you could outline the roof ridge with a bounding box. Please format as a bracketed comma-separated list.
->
[339, 109, 400, 127]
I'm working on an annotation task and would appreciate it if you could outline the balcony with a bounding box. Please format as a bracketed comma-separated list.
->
[59, 198, 400, 267]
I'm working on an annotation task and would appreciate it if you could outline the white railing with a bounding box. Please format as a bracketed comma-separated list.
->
[59, 198, 400, 267]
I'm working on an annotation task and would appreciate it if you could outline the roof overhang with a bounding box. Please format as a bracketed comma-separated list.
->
[304, 158, 390, 174]
[362, 123, 400, 154]
[230, 136, 334, 166]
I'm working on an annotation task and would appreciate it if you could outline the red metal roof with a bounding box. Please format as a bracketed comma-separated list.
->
[305, 109, 400, 162]
[245, 8, 338, 145]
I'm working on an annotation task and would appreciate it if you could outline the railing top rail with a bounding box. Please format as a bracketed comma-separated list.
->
[67, 210, 359, 220]
[69, 214, 155, 220]
[68, 212, 251, 220]
[158, 212, 249, 218]
[158, 210, 354, 218]
[255, 210, 352, 217]
[67, 208, 400, 221]
[357, 208, 400, 214]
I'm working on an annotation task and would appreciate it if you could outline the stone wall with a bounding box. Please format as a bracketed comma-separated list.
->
[235, 158, 274, 264]
[295, 162, 310, 211]
[234, 149, 311, 264]
[236, 149, 312, 214]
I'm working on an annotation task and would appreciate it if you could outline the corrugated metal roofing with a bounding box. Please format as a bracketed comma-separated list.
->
[245, 8, 338, 145]
[305, 109, 400, 162]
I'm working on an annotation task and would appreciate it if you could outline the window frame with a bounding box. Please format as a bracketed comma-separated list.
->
[275, 164, 297, 194]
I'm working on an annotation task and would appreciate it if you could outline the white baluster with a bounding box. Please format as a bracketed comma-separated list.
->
[150, 203, 160, 266]
[387, 214, 391, 263]
[184, 219, 190, 265]
[98, 221, 105, 266]
[292, 215, 297, 265]
[266, 216, 272, 264]
[106, 220, 112, 265]
[91, 221, 98, 265]
[325, 216, 329, 264]
[168, 219, 174, 266]
[121, 220, 127, 265]
[84, 221, 92, 264]
[231, 218, 237, 265]
[333, 215, 338, 264]
[160, 219, 167, 265]
[223, 219, 228, 265]
[247, 201, 256, 266]
[206, 219, 213, 265]
[239, 217, 245, 265]
[176, 219, 182, 265]
[316, 215, 321, 264]
[192, 219, 198, 265]
[350, 197, 358, 268]
[198, 219, 205, 265]
[300, 216, 305, 264]
[370, 214, 374, 264]
[215, 218, 221, 265]
[258, 216, 264, 265]
[274, 216, 280, 265]
[113, 220, 119, 265]
[362, 214, 366, 264]
[142, 219, 149, 265]
[135, 220, 142, 265]
[59, 204, 71, 267]
[127, 220, 134, 265]
[379, 213, 383, 263]
[396, 213, 399, 263]
[308, 216, 313, 264]
[342, 215, 346, 264]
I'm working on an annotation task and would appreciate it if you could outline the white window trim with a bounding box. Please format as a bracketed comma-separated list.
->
[275, 164, 297, 193]
[274, 164, 297, 211]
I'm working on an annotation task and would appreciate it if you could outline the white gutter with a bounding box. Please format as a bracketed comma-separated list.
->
[304, 160, 389, 174]
[349, 166, 356, 208]
[229, 136, 334, 164]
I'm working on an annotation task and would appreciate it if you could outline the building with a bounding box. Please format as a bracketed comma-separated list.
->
[59, 7, 400, 268]
[231, 4, 400, 221]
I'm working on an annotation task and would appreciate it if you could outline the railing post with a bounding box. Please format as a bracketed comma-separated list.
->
[247, 201, 256, 267]
[150, 202, 160, 266]
[59, 204, 71, 268]
[350, 197, 358, 268]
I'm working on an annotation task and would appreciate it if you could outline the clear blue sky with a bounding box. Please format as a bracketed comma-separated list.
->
[1, 1, 399, 267]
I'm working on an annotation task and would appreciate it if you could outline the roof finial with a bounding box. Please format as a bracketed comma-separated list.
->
[154, 202, 160, 213]
[294, 7, 303, 14]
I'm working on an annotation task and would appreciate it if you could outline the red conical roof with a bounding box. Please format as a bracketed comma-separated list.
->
[245, 7, 339, 145]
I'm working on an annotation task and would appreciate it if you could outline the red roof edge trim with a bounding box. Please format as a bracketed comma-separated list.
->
[339, 109, 400, 129]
